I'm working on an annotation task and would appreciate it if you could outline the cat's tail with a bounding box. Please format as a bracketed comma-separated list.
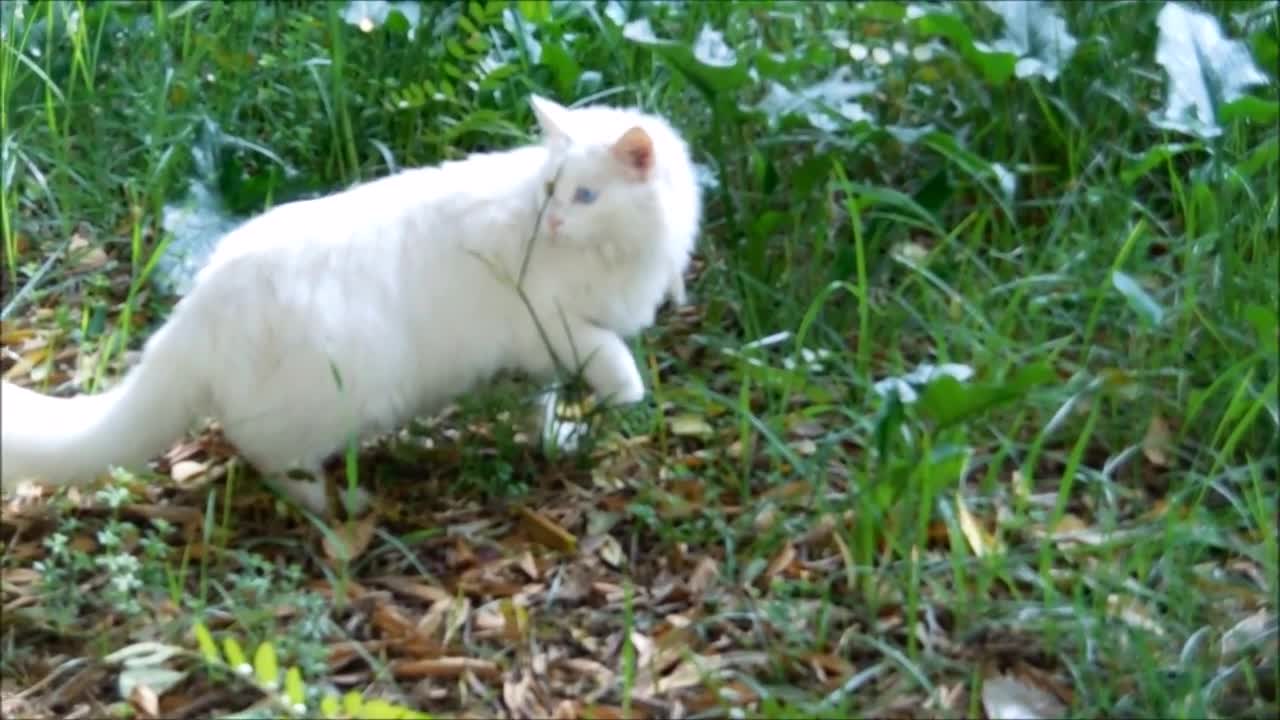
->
[1, 321, 206, 493]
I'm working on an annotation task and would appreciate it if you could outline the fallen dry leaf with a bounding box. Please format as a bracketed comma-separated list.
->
[642, 651, 769, 696]
[760, 542, 797, 588]
[956, 491, 1002, 557]
[3, 347, 49, 382]
[668, 414, 714, 439]
[753, 504, 779, 533]
[322, 512, 379, 564]
[169, 460, 207, 484]
[596, 533, 625, 569]
[806, 652, 854, 686]
[572, 704, 636, 720]
[0, 327, 36, 346]
[518, 506, 578, 553]
[1219, 609, 1276, 660]
[1141, 414, 1173, 467]
[790, 438, 818, 455]
[503, 669, 549, 719]
[1048, 513, 1088, 536]
[762, 479, 812, 503]
[981, 673, 1067, 720]
[499, 598, 529, 642]
[687, 555, 719, 599]
[391, 656, 501, 680]
[371, 602, 442, 657]
[68, 233, 109, 272]
[369, 576, 453, 604]
[128, 683, 160, 719]
[1106, 594, 1166, 637]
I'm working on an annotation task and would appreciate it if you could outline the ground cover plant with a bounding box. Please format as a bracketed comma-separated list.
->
[0, 0, 1276, 717]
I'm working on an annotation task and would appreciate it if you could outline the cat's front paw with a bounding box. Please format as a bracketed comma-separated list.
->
[597, 373, 645, 406]
[268, 474, 372, 516]
[591, 350, 645, 406]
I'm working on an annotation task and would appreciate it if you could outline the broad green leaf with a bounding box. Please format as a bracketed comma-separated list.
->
[1251, 23, 1278, 70]
[856, 1, 907, 22]
[911, 12, 1017, 84]
[917, 362, 1056, 428]
[755, 66, 875, 132]
[194, 623, 221, 665]
[840, 181, 944, 236]
[1111, 271, 1164, 327]
[118, 667, 188, 700]
[516, 0, 551, 24]
[344, 691, 365, 717]
[359, 698, 406, 719]
[622, 19, 749, 99]
[1121, 142, 1202, 186]
[921, 131, 1015, 214]
[320, 694, 342, 718]
[224, 636, 250, 675]
[984, 0, 1079, 82]
[922, 444, 972, 496]
[540, 41, 582, 100]
[1243, 303, 1278, 354]
[285, 666, 306, 708]
[1150, 2, 1268, 138]
[872, 385, 907, 458]
[341, 1, 421, 38]
[1238, 134, 1278, 178]
[253, 641, 280, 689]
[1219, 95, 1279, 124]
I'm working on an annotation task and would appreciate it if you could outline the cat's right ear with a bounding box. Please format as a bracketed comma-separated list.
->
[530, 94, 570, 142]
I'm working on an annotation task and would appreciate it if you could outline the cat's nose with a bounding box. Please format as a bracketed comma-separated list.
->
[548, 215, 563, 232]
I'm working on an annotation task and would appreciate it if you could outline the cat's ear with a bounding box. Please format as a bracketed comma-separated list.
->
[530, 94, 570, 141]
[611, 126, 654, 179]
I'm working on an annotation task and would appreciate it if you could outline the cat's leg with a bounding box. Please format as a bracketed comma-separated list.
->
[666, 270, 687, 307]
[263, 465, 373, 517]
[527, 322, 644, 455]
[266, 471, 330, 516]
[557, 324, 645, 406]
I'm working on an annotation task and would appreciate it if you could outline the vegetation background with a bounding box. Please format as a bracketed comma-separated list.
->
[0, 1, 1276, 718]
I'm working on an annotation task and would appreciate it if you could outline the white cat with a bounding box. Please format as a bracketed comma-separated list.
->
[0, 95, 701, 512]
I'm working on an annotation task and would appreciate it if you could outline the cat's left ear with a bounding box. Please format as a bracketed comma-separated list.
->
[530, 94, 571, 141]
[611, 126, 654, 179]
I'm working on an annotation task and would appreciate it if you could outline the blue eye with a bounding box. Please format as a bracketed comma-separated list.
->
[572, 186, 597, 204]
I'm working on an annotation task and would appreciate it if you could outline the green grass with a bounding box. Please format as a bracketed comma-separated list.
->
[1, 1, 1276, 718]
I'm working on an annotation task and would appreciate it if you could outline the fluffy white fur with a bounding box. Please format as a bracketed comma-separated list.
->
[0, 95, 700, 511]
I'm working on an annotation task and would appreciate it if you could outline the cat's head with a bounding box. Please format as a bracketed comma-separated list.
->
[528, 95, 699, 257]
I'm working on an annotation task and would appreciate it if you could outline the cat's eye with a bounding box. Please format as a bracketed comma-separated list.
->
[572, 186, 597, 204]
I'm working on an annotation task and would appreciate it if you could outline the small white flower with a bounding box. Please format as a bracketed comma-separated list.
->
[111, 573, 142, 595]
[43, 533, 69, 555]
[873, 363, 975, 403]
[95, 485, 131, 509]
[96, 528, 120, 549]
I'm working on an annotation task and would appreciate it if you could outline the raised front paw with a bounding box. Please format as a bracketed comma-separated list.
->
[594, 360, 645, 406]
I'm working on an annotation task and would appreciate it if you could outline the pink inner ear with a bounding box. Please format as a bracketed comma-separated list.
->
[612, 126, 654, 176]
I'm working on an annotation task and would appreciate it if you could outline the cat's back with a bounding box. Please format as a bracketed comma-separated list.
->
[336, 144, 549, 214]
[204, 144, 550, 269]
